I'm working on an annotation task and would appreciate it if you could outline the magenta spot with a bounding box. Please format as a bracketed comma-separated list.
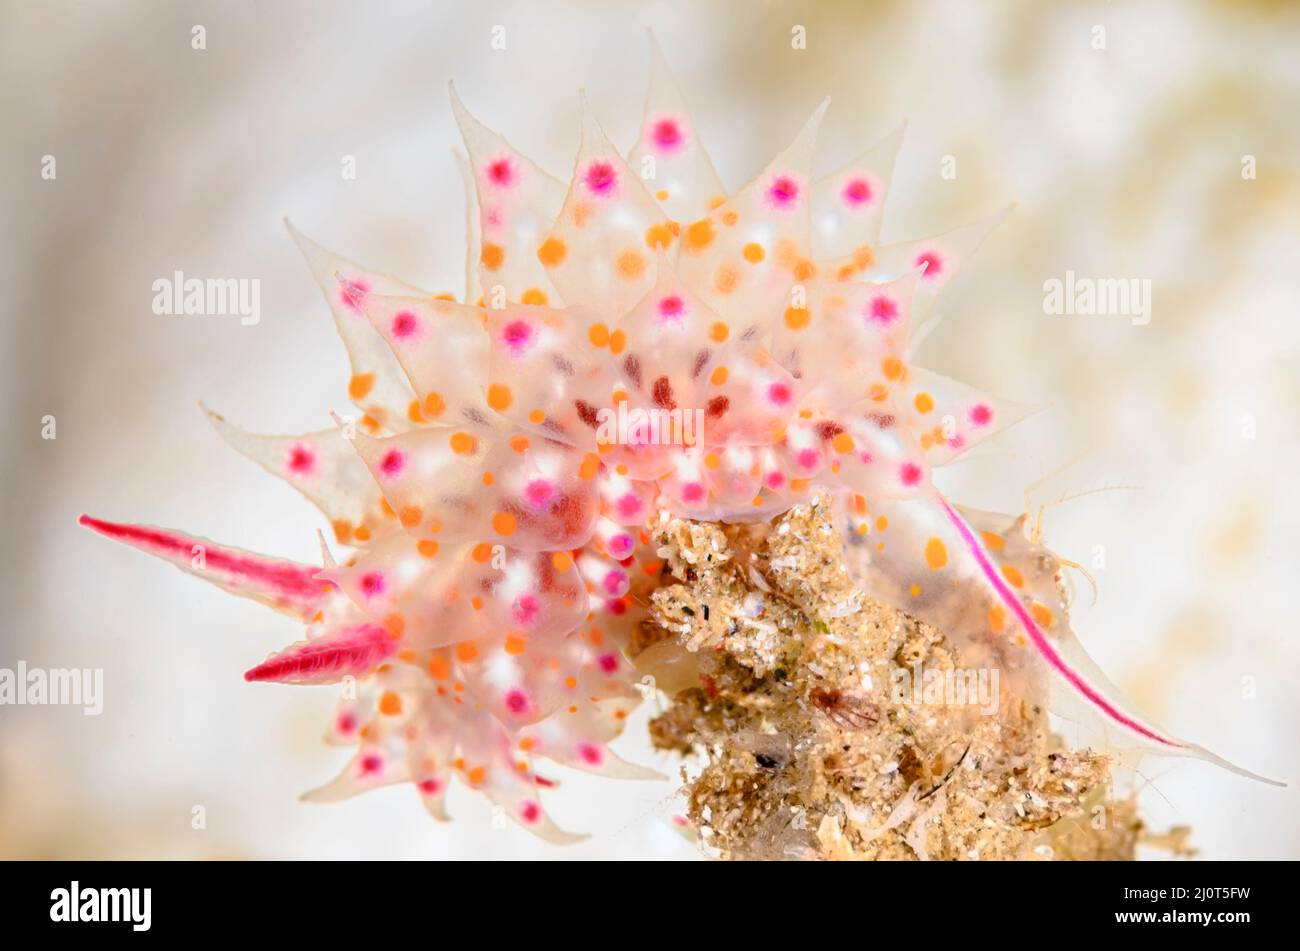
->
[681, 482, 705, 504]
[766, 471, 786, 490]
[501, 320, 535, 356]
[767, 174, 800, 209]
[842, 176, 874, 207]
[658, 294, 685, 322]
[584, 161, 618, 196]
[518, 800, 541, 823]
[379, 449, 405, 479]
[339, 277, 370, 313]
[285, 442, 316, 478]
[336, 711, 357, 735]
[915, 250, 944, 280]
[768, 382, 792, 406]
[359, 753, 384, 775]
[577, 742, 605, 766]
[597, 653, 620, 674]
[969, 403, 993, 427]
[868, 294, 899, 325]
[360, 572, 386, 598]
[602, 569, 628, 596]
[418, 777, 442, 796]
[796, 448, 821, 470]
[615, 493, 643, 519]
[524, 479, 554, 509]
[485, 156, 515, 188]
[899, 462, 924, 487]
[650, 116, 684, 152]
[607, 533, 634, 559]
[391, 310, 419, 339]
[504, 688, 532, 717]
[511, 593, 541, 627]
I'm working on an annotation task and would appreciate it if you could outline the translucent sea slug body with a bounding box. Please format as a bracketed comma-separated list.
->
[82, 39, 1277, 843]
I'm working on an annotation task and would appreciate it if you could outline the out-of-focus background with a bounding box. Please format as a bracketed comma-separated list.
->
[2, 0, 1297, 859]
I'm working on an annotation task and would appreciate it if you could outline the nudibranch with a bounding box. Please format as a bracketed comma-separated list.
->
[82, 35, 1278, 843]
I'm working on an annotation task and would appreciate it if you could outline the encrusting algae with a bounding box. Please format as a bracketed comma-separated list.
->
[639, 497, 1186, 860]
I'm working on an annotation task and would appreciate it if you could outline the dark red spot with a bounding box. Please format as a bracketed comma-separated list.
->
[575, 399, 600, 428]
[706, 395, 729, 419]
[816, 421, 845, 441]
[652, 376, 677, 410]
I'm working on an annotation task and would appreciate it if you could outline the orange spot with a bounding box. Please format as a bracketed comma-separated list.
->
[709, 322, 729, 343]
[655, 190, 669, 201]
[347, 373, 375, 400]
[742, 242, 765, 263]
[472, 543, 494, 564]
[703, 452, 721, 470]
[914, 392, 935, 413]
[537, 236, 567, 267]
[793, 259, 817, 281]
[882, 357, 903, 381]
[360, 414, 381, 434]
[487, 383, 513, 411]
[684, 218, 715, 252]
[564, 676, 578, 690]
[521, 288, 548, 306]
[852, 243, 875, 269]
[481, 243, 505, 271]
[417, 540, 440, 559]
[379, 497, 395, 518]
[353, 525, 371, 542]
[399, 506, 423, 528]
[1031, 602, 1055, 627]
[784, 306, 811, 331]
[1001, 565, 1025, 588]
[832, 432, 855, 454]
[456, 642, 479, 663]
[979, 531, 1005, 550]
[707, 195, 727, 210]
[504, 634, 527, 656]
[407, 399, 424, 423]
[423, 391, 446, 418]
[789, 478, 810, 493]
[492, 512, 517, 537]
[710, 365, 729, 386]
[645, 225, 673, 250]
[988, 605, 1006, 633]
[467, 766, 486, 786]
[379, 691, 403, 716]
[383, 613, 405, 639]
[519, 737, 536, 751]
[609, 329, 627, 355]
[714, 265, 739, 294]
[616, 249, 646, 280]
[924, 537, 948, 570]
[587, 323, 610, 347]
[449, 431, 477, 455]
[909, 584, 922, 597]
[875, 516, 889, 531]
[552, 552, 573, 572]
[579, 454, 600, 480]
[426, 655, 449, 681]
[482, 471, 494, 487]
[528, 409, 545, 425]
[868, 383, 889, 402]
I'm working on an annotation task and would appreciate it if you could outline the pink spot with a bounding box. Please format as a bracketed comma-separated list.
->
[915, 251, 944, 280]
[504, 688, 532, 717]
[518, 800, 541, 823]
[485, 156, 515, 188]
[650, 116, 684, 152]
[485, 206, 504, 230]
[501, 320, 535, 356]
[616, 493, 643, 519]
[360, 572, 386, 598]
[391, 310, 420, 339]
[339, 278, 370, 313]
[336, 711, 357, 735]
[842, 177, 874, 207]
[524, 479, 554, 509]
[577, 742, 605, 766]
[359, 753, 384, 776]
[796, 448, 821, 470]
[596, 653, 620, 674]
[969, 403, 993, 427]
[584, 161, 618, 197]
[379, 449, 405, 479]
[607, 533, 634, 559]
[768, 382, 792, 406]
[512, 593, 541, 627]
[766, 471, 786, 490]
[658, 294, 685, 322]
[948, 435, 966, 450]
[767, 175, 801, 209]
[868, 294, 898, 326]
[899, 462, 923, 487]
[285, 442, 316, 478]
[681, 482, 705, 504]
[418, 777, 443, 796]
[602, 569, 628, 596]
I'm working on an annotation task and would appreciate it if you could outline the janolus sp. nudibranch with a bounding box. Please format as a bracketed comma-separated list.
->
[81, 34, 1281, 844]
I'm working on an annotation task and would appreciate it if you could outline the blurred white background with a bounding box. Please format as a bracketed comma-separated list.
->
[2, 0, 1297, 859]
